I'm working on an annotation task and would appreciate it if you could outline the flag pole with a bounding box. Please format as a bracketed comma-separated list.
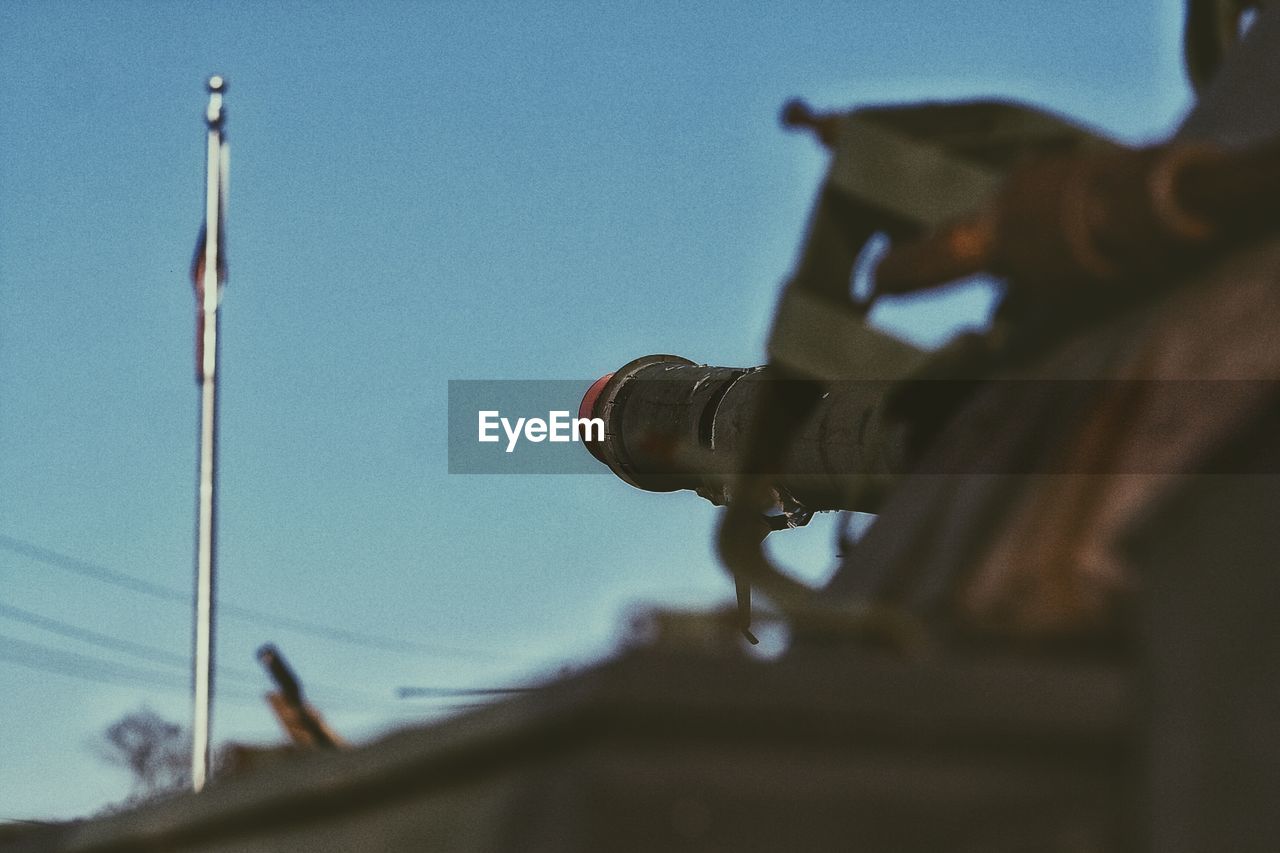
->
[192, 74, 227, 793]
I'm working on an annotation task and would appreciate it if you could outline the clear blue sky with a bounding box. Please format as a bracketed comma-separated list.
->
[0, 0, 1190, 819]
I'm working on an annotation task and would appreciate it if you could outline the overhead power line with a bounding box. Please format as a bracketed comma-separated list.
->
[0, 535, 185, 603]
[0, 602, 402, 708]
[0, 533, 501, 662]
[0, 601, 266, 687]
[0, 631, 398, 712]
[396, 686, 540, 699]
[0, 601, 190, 670]
[0, 630, 253, 701]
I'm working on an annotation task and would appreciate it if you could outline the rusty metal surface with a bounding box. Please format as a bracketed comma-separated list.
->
[826, 0, 1280, 640]
[960, 235, 1280, 636]
[827, 232, 1280, 637]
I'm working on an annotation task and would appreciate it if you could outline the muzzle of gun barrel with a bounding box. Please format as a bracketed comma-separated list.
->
[579, 355, 904, 512]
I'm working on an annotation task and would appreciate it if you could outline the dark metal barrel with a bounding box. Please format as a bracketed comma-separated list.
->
[579, 355, 904, 511]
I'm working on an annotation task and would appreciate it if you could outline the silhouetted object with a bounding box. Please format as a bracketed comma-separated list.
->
[256, 644, 345, 750]
[780, 98, 841, 149]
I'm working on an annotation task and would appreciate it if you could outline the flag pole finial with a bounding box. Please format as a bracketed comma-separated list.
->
[205, 76, 226, 128]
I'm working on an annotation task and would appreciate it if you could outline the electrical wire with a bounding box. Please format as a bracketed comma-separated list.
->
[0, 535, 561, 715]
[0, 631, 409, 714]
[0, 533, 502, 661]
[0, 603, 419, 710]
[0, 601, 191, 670]
[0, 602, 329, 696]
[0, 630, 261, 704]
[396, 686, 540, 698]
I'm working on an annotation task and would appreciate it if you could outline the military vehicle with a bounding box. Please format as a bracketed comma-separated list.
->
[10, 1, 1279, 850]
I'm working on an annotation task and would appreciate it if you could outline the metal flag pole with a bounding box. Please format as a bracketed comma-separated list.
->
[191, 74, 228, 793]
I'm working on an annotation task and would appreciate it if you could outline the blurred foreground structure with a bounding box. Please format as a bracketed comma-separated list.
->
[7, 635, 1129, 852]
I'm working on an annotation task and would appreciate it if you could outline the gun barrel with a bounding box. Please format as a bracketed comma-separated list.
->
[580, 355, 903, 511]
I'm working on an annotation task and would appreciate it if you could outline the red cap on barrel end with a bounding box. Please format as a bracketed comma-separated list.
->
[579, 373, 613, 463]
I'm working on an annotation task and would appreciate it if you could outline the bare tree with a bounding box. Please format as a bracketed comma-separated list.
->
[95, 707, 191, 805]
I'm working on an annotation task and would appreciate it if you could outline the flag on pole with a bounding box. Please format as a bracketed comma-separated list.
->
[189, 223, 227, 296]
[190, 223, 226, 381]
